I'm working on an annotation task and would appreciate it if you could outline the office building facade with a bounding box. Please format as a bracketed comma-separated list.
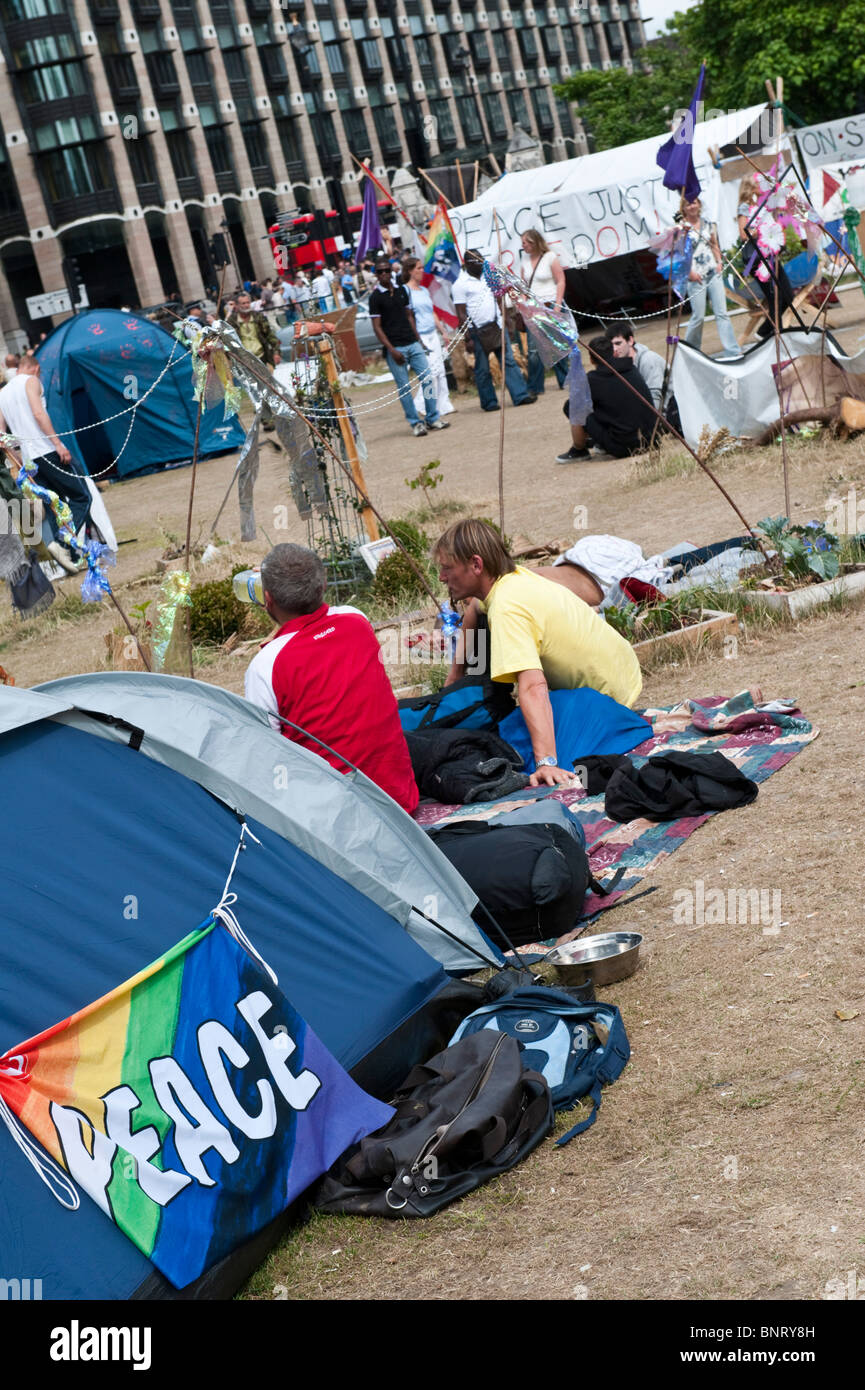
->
[0, 0, 646, 337]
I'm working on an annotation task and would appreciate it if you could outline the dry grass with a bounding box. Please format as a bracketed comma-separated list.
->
[5, 322, 865, 1305]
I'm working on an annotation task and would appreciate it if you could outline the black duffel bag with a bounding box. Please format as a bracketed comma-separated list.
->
[314, 1031, 552, 1218]
[428, 819, 591, 946]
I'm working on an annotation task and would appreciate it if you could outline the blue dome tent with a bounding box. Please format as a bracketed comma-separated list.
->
[0, 675, 497, 1299]
[35, 310, 244, 479]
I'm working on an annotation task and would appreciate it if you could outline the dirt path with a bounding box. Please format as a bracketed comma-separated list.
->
[2, 292, 864, 1303]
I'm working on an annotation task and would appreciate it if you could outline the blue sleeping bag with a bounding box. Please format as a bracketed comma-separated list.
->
[499, 687, 652, 773]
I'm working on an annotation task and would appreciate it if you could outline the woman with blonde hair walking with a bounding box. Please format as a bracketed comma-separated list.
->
[519, 228, 569, 392]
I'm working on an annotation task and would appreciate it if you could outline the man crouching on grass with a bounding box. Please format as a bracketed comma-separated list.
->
[244, 543, 418, 814]
[434, 519, 642, 787]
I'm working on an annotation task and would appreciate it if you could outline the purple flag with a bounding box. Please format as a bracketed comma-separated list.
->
[656, 63, 706, 203]
[355, 176, 382, 263]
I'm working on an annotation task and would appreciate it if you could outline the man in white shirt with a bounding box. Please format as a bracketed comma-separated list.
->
[311, 264, 332, 311]
[0, 353, 92, 570]
[452, 251, 534, 411]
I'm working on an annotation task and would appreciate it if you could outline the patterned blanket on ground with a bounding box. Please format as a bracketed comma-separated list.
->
[413, 693, 818, 924]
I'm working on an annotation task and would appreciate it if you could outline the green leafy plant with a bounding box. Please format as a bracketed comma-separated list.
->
[750, 516, 841, 584]
[371, 549, 430, 604]
[189, 577, 245, 645]
[190, 566, 271, 645]
[404, 459, 443, 507]
[384, 517, 429, 562]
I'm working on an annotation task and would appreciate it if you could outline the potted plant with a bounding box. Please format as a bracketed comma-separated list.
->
[736, 516, 865, 618]
[605, 592, 737, 662]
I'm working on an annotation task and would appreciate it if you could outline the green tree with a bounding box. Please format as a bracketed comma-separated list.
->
[554, 34, 697, 152]
[555, 0, 865, 151]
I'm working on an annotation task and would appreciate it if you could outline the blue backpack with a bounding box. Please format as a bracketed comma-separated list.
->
[398, 675, 515, 733]
[450, 986, 630, 1145]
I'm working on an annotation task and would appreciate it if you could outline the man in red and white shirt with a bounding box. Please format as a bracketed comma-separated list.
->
[244, 543, 418, 814]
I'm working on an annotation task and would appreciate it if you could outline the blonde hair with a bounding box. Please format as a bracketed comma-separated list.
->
[738, 175, 759, 204]
[434, 518, 515, 581]
[521, 228, 550, 257]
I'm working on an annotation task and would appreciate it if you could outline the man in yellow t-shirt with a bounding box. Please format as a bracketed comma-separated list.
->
[435, 518, 642, 788]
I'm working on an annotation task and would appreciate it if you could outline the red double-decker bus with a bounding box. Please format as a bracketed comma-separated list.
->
[268, 199, 392, 273]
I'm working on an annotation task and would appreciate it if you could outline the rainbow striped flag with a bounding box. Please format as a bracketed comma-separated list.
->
[423, 199, 461, 284]
[0, 919, 392, 1289]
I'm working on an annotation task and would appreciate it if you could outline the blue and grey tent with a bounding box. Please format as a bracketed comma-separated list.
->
[0, 675, 499, 1300]
[35, 310, 244, 478]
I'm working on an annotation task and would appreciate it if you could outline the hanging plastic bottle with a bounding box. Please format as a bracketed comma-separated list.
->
[438, 601, 462, 659]
[232, 569, 265, 606]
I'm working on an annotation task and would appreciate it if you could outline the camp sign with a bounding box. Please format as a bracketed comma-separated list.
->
[794, 114, 865, 171]
[0, 920, 392, 1288]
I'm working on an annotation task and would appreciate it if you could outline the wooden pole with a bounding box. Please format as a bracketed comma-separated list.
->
[770, 75, 792, 518]
[183, 390, 205, 678]
[455, 158, 466, 204]
[493, 209, 506, 534]
[318, 338, 379, 542]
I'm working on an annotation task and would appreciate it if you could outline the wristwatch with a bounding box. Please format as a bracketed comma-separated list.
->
[536, 756, 558, 768]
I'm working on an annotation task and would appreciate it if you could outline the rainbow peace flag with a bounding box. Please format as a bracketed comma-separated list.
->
[0, 919, 392, 1289]
[423, 199, 461, 284]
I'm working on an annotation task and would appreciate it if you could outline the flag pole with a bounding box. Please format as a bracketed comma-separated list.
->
[493, 208, 507, 534]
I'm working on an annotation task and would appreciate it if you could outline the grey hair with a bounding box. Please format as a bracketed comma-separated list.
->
[260, 544, 326, 615]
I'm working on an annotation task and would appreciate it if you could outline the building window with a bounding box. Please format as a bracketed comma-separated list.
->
[342, 107, 371, 154]
[33, 114, 98, 149]
[324, 43, 345, 76]
[627, 19, 644, 50]
[483, 91, 506, 136]
[204, 125, 232, 174]
[469, 32, 490, 65]
[359, 39, 383, 75]
[518, 29, 539, 64]
[386, 37, 409, 76]
[414, 35, 434, 68]
[0, 0, 64, 17]
[18, 62, 88, 103]
[458, 96, 483, 142]
[139, 27, 164, 55]
[542, 28, 561, 62]
[429, 98, 456, 145]
[242, 121, 268, 168]
[223, 49, 249, 83]
[373, 104, 400, 152]
[185, 51, 212, 85]
[492, 31, 510, 67]
[507, 88, 529, 128]
[532, 87, 553, 131]
[125, 132, 157, 186]
[275, 116, 302, 165]
[12, 33, 77, 68]
[165, 128, 196, 180]
[583, 25, 600, 64]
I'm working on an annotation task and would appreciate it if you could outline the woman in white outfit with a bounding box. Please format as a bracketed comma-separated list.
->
[403, 256, 454, 417]
[520, 228, 568, 392]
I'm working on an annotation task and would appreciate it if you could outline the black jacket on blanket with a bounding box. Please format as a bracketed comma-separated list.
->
[405, 727, 528, 804]
[604, 750, 758, 822]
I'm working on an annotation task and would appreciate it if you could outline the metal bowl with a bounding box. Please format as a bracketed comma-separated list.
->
[544, 931, 643, 987]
